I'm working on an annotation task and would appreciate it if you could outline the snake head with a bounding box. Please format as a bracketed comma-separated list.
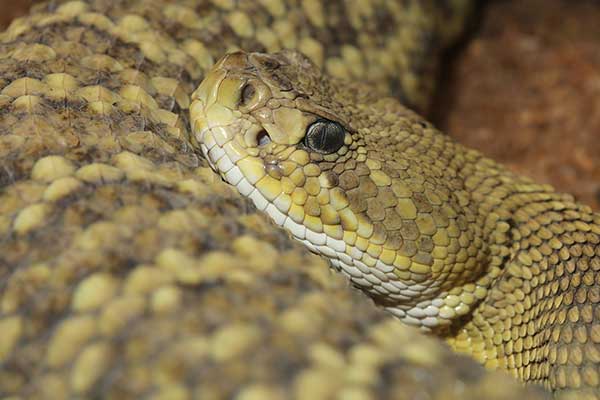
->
[189, 50, 364, 247]
[189, 50, 490, 330]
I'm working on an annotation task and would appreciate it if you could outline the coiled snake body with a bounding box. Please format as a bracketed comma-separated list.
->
[0, 0, 598, 399]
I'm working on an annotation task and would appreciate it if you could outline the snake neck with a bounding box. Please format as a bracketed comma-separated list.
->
[389, 132, 594, 333]
[446, 146, 600, 377]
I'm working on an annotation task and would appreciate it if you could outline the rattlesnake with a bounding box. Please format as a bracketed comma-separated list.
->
[0, 1, 596, 399]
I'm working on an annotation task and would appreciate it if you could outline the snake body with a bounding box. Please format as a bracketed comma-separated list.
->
[0, 0, 595, 399]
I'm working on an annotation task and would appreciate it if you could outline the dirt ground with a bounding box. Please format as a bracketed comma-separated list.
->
[438, 0, 600, 211]
[2, 0, 599, 210]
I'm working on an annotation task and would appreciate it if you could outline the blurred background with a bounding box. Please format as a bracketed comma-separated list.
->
[2, 0, 598, 210]
[0, 0, 33, 29]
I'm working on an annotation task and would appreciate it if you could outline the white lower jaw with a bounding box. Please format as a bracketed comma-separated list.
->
[198, 128, 449, 330]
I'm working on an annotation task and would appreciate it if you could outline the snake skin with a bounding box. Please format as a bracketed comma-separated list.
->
[0, 0, 585, 399]
[190, 33, 600, 400]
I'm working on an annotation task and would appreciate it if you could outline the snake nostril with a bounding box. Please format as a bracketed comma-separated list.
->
[240, 83, 256, 106]
[256, 129, 271, 147]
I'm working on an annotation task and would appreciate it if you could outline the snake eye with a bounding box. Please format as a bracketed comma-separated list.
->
[304, 119, 345, 154]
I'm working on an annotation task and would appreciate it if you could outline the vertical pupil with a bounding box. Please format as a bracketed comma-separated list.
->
[306, 120, 344, 154]
[315, 125, 328, 148]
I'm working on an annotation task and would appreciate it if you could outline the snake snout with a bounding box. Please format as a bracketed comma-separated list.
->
[214, 50, 250, 71]
[209, 50, 274, 113]
[240, 83, 256, 106]
[236, 79, 271, 112]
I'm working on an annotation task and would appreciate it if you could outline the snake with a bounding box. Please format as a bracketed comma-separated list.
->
[0, 0, 597, 399]
[189, 49, 600, 399]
